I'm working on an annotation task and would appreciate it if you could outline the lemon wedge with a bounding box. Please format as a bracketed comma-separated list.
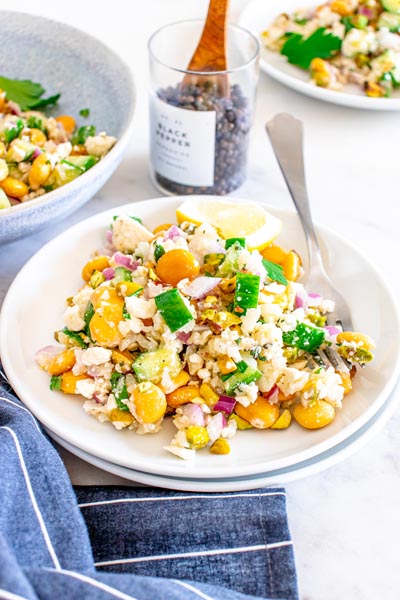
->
[176, 198, 282, 250]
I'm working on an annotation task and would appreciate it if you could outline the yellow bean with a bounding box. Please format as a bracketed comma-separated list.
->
[109, 408, 134, 425]
[43, 349, 76, 376]
[336, 331, 375, 351]
[60, 371, 90, 394]
[166, 385, 201, 409]
[0, 177, 28, 199]
[235, 396, 280, 429]
[293, 400, 335, 430]
[131, 382, 167, 424]
[282, 250, 302, 282]
[29, 154, 52, 190]
[82, 256, 110, 282]
[28, 128, 47, 147]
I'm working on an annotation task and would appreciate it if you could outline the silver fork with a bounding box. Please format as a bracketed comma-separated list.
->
[266, 113, 353, 371]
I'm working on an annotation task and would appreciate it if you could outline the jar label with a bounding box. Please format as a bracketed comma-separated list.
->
[150, 95, 216, 187]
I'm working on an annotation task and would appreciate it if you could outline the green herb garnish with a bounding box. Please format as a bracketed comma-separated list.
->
[0, 76, 60, 111]
[281, 27, 342, 70]
[79, 108, 90, 118]
[282, 322, 325, 353]
[262, 259, 288, 285]
[50, 375, 62, 391]
[71, 125, 96, 145]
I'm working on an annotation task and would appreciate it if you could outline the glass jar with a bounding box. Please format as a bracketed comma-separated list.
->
[148, 20, 260, 196]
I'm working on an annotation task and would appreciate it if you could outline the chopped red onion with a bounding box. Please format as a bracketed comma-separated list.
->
[266, 384, 279, 403]
[103, 267, 115, 280]
[35, 345, 63, 368]
[112, 252, 139, 271]
[204, 240, 226, 255]
[179, 403, 205, 426]
[177, 331, 191, 343]
[213, 394, 236, 415]
[294, 294, 305, 309]
[32, 146, 42, 159]
[180, 276, 221, 299]
[106, 229, 113, 243]
[163, 225, 186, 241]
[358, 5, 374, 18]
[8, 100, 21, 115]
[206, 412, 225, 442]
[308, 292, 322, 299]
[325, 325, 341, 337]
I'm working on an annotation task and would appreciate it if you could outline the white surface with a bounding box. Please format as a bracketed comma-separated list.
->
[2, 197, 399, 479]
[48, 376, 400, 492]
[0, 1, 399, 599]
[239, 0, 400, 110]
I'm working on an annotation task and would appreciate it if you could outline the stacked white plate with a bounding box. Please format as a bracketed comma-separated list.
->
[1, 197, 400, 491]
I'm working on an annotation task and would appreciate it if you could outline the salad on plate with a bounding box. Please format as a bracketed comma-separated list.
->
[35, 199, 375, 460]
[262, 0, 400, 97]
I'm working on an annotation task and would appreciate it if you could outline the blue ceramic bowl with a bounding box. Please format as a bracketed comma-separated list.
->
[0, 11, 136, 244]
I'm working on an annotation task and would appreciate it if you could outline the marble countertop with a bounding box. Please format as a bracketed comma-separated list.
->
[1, 1, 399, 598]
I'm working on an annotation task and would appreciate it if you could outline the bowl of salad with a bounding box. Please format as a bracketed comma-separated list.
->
[0, 11, 136, 244]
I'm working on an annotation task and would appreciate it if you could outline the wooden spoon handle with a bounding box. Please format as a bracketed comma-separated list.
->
[187, 0, 229, 72]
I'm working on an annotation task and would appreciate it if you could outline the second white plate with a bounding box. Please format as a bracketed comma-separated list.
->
[1, 196, 399, 479]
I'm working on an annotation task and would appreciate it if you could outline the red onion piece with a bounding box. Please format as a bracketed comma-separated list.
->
[8, 100, 21, 115]
[103, 267, 115, 280]
[163, 225, 185, 241]
[358, 5, 374, 18]
[112, 252, 139, 271]
[266, 384, 279, 403]
[295, 294, 304, 309]
[106, 229, 113, 243]
[206, 412, 225, 442]
[308, 292, 322, 299]
[35, 345, 63, 368]
[177, 331, 191, 343]
[204, 240, 226, 255]
[213, 394, 236, 415]
[180, 276, 221, 299]
[325, 325, 341, 337]
[179, 403, 205, 426]
[32, 146, 42, 159]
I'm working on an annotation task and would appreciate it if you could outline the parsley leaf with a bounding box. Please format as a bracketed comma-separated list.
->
[262, 259, 288, 285]
[282, 322, 325, 353]
[280, 27, 342, 70]
[0, 76, 60, 111]
[79, 108, 90, 118]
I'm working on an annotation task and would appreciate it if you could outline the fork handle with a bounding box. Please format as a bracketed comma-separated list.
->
[265, 113, 324, 271]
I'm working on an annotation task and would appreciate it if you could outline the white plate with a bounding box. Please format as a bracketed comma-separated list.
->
[239, 0, 400, 110]
[47, 377, 400, 492]
[1, 196, 399, 479]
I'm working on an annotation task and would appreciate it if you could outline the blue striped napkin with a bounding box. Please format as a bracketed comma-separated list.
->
[0, 366, 298, 600]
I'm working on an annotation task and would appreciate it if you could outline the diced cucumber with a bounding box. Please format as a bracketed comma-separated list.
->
[133, 347, 181, 384]
[6, 139, 36, 163]
[378, 11, 400, 30]
[0, 188, 11, 209]
[46, 161, 81, 189]
[224, 353, 261, 394]
[113, 266, 132, 283]
[63, 155, 98, 172]
[216, 241, 243, 277]
[155, 289, 193, 332]
[382, 0, 400, 14]
[234, 272, 260, 315]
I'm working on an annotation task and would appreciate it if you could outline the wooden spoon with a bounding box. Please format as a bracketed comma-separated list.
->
[183, 0, 230, 95]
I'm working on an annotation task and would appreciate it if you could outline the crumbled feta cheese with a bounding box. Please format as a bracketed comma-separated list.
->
[85, 133, 116, 157]
[81, 347, 112, 366]
[125, 296, 156, 319]
[63, 305, 85, 331]
[75, 378, 96, 399]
